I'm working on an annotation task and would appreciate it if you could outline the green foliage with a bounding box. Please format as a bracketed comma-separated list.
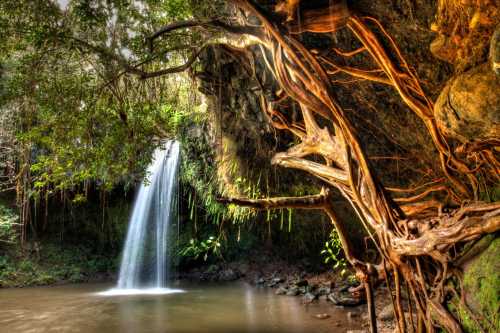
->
[0, 0, 208, 202]
[0, 242, 118, 287]
[0, 202, 18, 245]
[178, 236, 221, 261]
[0, 0, 354, 281]
[321, 229, 347, 276]
[180, 128, 258, 229]
[177, 123, 269, 264]
[180, 138, 227, 226]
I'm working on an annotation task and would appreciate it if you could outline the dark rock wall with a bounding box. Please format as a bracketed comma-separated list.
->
[194, 45, 366, 264]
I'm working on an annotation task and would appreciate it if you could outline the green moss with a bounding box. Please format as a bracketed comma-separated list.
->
[479, 182, 500, 202]
[459, 237, 500, 332]
[489, 184, 500, 202]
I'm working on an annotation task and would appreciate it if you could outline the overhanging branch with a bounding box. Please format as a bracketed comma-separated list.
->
[147, 19, 263, 52]
[72, 36, 205, 80]
[137, 47, 205, 79]
[217, 188, 330, 210]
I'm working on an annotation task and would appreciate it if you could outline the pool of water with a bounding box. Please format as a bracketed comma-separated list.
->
[0, 282, 363, 333]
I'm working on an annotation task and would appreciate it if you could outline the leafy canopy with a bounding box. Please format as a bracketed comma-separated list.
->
[0, 0, 211, 195]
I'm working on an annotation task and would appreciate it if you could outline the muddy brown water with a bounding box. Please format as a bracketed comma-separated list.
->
[0, 282, 364, 333]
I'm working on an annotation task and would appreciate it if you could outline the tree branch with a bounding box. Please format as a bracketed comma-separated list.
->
[272, 153, 349, 185]
[147, 19, 263, 52]
[138, 47, 205, 79]
[393, 204, 500, 258]
[72, 36, 205, 79]
[217, 189, 330, 210]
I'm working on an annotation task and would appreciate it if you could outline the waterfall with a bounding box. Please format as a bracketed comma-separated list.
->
[100, 141, 184, 295]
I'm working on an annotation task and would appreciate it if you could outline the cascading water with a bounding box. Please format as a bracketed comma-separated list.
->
[100, 141, 184, 296]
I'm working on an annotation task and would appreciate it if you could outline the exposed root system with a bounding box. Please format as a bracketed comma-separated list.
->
[146, 1, 500, 331]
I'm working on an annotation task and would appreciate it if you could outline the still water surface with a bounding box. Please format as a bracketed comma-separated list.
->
[0, 282, 363, 333]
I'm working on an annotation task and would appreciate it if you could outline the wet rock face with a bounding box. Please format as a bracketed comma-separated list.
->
[429, 1, 499, 72]
[434, 63, 500, 142]
[430, 34, 459, 64]
[219, 268, 239, 281]
[491, 25, 500, 76]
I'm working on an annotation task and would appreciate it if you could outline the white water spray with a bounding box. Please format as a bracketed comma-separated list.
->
[100, 141, 183, 296]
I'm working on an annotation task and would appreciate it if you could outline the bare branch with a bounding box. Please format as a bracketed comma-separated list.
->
[147, 19, 263, 52]
[272, 153, 349, 185]
[71, 36, 205, 79]
[138, 47, 205, 79]
[217, 189, 330, 210]
[393, 204, 500, 258]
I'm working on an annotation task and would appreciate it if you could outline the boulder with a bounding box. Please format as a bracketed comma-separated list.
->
[434, 63, 500, 141]
[327, 289, 365, 306]
[322, 281, 335, 289]
[268, 277, 284, 287]
[272, 277, 284, 283]
[219, 268, 239, 281]
[317, 286, 331, 296]
[314, 313, 330, 320]
[267, 281, 278, 288]
[286, 286, 300, 296]
[236, 263, 250, 276]
[303, 292, 317, 303]
[293, 279, 308, 287]
[275, 286, 288, 295]
[335, 281, 353, 292]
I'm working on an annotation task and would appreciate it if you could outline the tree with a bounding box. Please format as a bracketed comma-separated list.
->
[1, 0, 498, 332]
[0, 0, 205, 239]
[148, 1, 498, 331]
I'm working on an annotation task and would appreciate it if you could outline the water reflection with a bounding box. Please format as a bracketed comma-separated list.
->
[97, 287, 184, 296]
[244, 285, 256, 331]
[0, 282, 363, 333]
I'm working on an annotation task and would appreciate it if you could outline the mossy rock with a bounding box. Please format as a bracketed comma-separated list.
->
[434, 63, 500, 142]
[459, 236, 500, 332]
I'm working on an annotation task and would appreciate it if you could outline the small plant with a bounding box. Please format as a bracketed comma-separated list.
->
[321, 229, 348, 276]
[347, 274, 358, 285]
[179, 236, 222, 261]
